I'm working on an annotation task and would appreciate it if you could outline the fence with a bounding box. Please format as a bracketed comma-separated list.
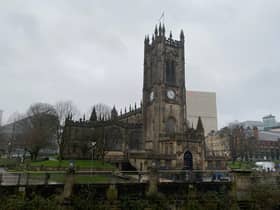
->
[0, 170, 235, 186]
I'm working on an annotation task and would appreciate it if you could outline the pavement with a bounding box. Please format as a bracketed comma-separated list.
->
[0, 167, 58, 186]
[0, 167, 21, 185]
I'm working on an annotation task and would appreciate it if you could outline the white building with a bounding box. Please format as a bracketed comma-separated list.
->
[0, 110, 3, 126]
[228, 114, 279, 131]
[186, 90, 218, 135]
[229, 120, 264, 130]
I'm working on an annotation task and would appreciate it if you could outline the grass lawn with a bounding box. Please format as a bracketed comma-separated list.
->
[228, 161, 255, 170]
[29, 160, 115, 170]
[0, 158, 19, 167]
[274, 160, 280, 165]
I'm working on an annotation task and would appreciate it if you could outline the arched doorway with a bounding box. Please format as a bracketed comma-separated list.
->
[183, 151, 193, 170]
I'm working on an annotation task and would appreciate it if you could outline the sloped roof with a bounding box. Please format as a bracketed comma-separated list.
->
[259, 131, 280, 141]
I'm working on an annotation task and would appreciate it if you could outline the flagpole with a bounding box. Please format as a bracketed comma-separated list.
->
[158, 12, 165, 25]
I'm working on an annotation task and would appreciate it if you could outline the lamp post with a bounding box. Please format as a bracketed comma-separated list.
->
[90, 141, 96, 175]
[7, 141, 11, 159]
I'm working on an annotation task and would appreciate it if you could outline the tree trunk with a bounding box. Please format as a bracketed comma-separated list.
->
[29, 150, 39, 161]
[30, 153, 35, 161]
[58, 144, 64, 160]
[34, 151, 38, 160]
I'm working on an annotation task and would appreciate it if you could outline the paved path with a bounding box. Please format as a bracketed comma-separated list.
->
[0, 168, 21, 185]
[0, 168, 59, 186]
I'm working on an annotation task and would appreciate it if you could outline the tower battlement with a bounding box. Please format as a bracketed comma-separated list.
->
[144, 24, 184, 49]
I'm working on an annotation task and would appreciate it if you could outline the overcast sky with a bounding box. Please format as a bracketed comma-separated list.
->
[1, 0, 280, 127]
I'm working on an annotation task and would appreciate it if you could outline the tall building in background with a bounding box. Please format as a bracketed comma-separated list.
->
[228, 114, 279, 131]
[0, 110, 3, 126]
[228, 120, 264, 130]
[263, 114, 277, 130]
[186, 91, 218, 135]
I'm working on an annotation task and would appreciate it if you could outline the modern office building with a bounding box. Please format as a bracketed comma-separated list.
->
[0, 110, 3, 126]
[229, 114, 279, 131]
[228, 120, 264, 130]
[263, 114, 277, 130]
[186, 91, 218, 135]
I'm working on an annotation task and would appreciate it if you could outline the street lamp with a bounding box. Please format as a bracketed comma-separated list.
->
[90, 141, 96, 175]
[7, 141, 12, 159]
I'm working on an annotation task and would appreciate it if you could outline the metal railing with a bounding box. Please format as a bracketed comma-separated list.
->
[0, 170, 235, 186]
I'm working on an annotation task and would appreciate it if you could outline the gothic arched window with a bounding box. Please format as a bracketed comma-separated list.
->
[166, 60, 176, 84]
[166, 117, 176, 134]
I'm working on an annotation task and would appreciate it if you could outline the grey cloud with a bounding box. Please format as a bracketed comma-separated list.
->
[1, 0, 280, 127]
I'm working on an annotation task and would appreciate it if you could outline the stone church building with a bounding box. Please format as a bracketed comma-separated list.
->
[62, 24, 205, 170]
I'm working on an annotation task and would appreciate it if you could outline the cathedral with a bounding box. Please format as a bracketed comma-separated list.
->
[62, 24, 205, 170]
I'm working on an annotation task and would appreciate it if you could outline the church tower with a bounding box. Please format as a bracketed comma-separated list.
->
[143, 24, 187, 155]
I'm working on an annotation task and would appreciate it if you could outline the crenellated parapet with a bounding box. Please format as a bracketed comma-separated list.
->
[144, 24, 184, 50]
[64, 102, 143, 128]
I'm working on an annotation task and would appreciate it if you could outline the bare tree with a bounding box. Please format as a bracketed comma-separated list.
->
[21, 103, 58, 160]
[0, 129, 6, 157]
[2, 112, 26, 158]
[6, 111, 25, 124]
[55, 100, 79, 125]
[54, 100, 79, 160]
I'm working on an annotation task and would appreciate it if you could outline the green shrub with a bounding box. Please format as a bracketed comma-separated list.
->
[0, 195, 62, 210]
[106, 185, 118, 202]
